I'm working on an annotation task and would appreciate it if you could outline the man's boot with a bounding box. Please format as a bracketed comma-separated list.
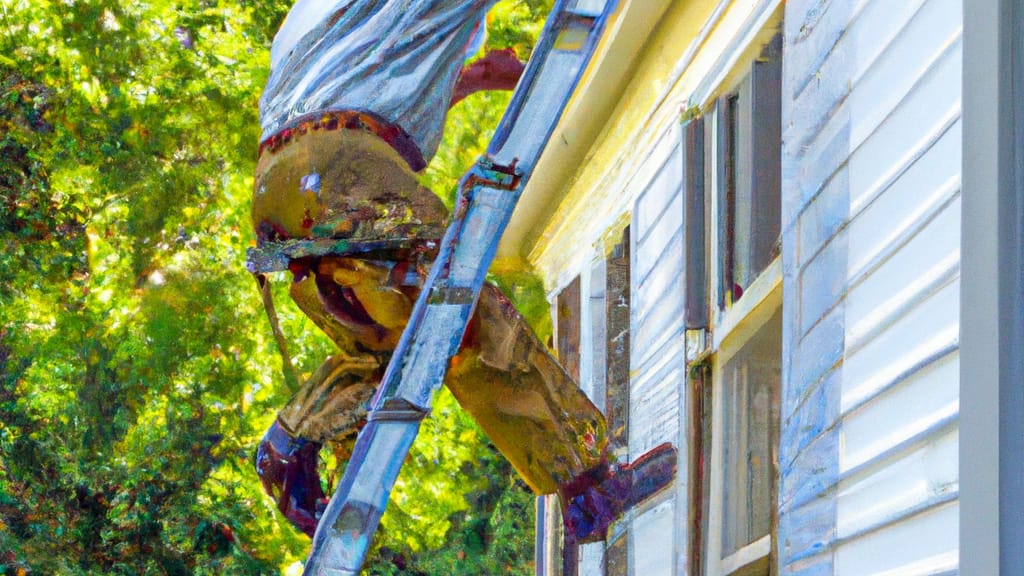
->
[255, 421, 327, 537]
[560, 442, 678, 543]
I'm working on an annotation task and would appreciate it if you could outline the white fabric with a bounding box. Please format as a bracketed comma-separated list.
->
[260, 0, 494, 163]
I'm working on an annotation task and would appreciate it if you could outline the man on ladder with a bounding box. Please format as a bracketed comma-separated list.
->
[251, 0, 676, 549]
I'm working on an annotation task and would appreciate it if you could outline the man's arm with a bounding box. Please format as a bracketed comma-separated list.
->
[449, 48, 526, 108]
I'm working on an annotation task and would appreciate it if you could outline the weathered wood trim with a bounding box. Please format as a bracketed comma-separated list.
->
[683, 118, 708, 331]
[605, 228, 631, 458]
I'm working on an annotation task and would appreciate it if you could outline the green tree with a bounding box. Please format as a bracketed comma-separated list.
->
[0, 0, 552, 574]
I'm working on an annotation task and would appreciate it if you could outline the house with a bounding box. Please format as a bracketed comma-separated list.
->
[493, 0, 1024, 574]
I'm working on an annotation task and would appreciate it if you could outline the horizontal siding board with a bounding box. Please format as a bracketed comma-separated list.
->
[633, 291, 684, 355]
[847, 0, 960, 147]
[785, 0, 936, 152]
[785, 0, 856, 102]
[847, 40, 962, 215]
[636, 198, 684, 284]
[847, 129, 961, 285]
[786, 305, 844, 418]
[842, 219, 962, 412]
[846, 195, 961, 350]
[836, 428, 958, 540]
[785, 0, 962, 218]
[835, 501, 959, 575]
[636, 232, 685, 310]
[780, 367, 841, 471]
[630, 500, 676, 576]
[785, 0, 945, 154]
[798, 122, 961, 340]
[635, 142, 684, 236]
[796, 165, 849, 268]
[636, 282, 684, 340]
[841, 351, 959, 472]
[779, 492, 837, 571]
[632, 337, 683, 392]
[785, 111, 851, 217]
[630, 363, 682, 454]
[779, 427, 840, 511]
[798, 228, 848, 335]
[782, 557, 836, 576]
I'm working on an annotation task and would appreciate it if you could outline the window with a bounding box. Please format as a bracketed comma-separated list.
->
[702, 303, 780, 576]
[687, 33, 783, 576]
[546, 227, 632, 576]
[720, 309, 781, 559]
[715, 37, 782, 309]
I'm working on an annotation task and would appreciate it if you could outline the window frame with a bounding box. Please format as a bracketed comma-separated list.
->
[711, 37, 783, 319]
[546, 226, 633, 576]
[691, 34, 784, 576]
[705, 279, 781, 576]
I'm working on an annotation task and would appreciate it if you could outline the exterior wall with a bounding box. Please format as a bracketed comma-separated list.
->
[525, 0, 972, 573]
[628, 127, 686, 576]
[518, 0, 779, 287]
[529, 1, 785, 574]
[778, 0, 962, 574]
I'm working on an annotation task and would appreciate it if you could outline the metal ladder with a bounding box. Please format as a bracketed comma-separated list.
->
[302, 2, 615, 573]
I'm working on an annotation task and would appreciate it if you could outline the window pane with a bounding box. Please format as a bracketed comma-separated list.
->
[716, 95, 738, 308]
[733, 75, 752, 292]
[717, 35, 782, 307]
[721, 308, 781, 555]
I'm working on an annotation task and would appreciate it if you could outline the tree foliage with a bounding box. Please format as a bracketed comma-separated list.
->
[0, 0, 551, 574]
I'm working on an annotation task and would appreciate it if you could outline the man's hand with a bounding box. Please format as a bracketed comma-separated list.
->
[450, 48, 526, 108]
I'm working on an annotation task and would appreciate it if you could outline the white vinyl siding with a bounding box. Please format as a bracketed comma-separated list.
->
[780, 0, 962, 573]
[626, 126, 685, 576]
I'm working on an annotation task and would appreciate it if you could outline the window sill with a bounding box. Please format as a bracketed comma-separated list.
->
[713, 257, 782, 351]
[721, 534, 771, 576]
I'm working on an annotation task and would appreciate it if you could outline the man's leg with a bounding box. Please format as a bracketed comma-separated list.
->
[256, 275, 383, 537]
[447, 284, 676, 542]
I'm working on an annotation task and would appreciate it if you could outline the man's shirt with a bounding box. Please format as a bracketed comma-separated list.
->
[260, 0, 494, 164]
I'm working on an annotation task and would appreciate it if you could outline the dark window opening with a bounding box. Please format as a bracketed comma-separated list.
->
[716, 36, 783, 309]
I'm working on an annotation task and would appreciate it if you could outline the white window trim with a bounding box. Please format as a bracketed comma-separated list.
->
[720, 534, 772, 575]
[712, 258, 782, 351]
[705, 277, 781, 576]
[961, 0, 1024, 572]
[701, 56, 785, 569]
